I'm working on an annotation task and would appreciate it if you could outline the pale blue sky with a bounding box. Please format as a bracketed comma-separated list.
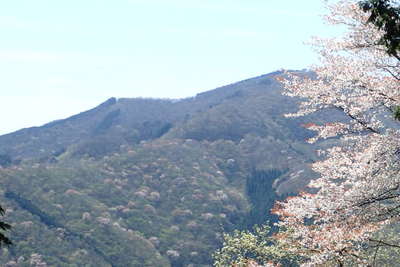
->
[1, 0, 335, 135]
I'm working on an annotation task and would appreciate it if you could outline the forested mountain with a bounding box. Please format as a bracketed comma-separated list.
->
[0, 71, 346, 266]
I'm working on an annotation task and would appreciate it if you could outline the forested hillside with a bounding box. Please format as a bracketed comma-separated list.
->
[0, 71, 346, 266]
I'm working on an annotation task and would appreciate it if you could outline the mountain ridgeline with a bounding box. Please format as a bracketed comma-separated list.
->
[0, 71, 345, 266]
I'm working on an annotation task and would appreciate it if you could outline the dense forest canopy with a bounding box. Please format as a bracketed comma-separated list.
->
[0, 70, 343, 266]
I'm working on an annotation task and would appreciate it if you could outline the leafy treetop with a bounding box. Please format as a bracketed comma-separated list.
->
[360, 0, 400, 58]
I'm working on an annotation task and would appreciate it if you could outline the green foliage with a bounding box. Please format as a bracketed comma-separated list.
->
[245, 169, 283, 227]
[393, 106, 400, 120]
[359, 224, 400, 266]
[0, 141, 253, 266]
[213, 224, 298, 266]
[0, 205, 11, 247]
[93, 109, 121, 135]
[5, 191, 61, 228]
[360, 0, 400, 57]
[138, 121, 173, 140]
[72, 136, 123, 158]
[0, 154, 12, 167]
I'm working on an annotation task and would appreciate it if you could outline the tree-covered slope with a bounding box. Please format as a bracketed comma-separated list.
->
[0, 71, 346, 266]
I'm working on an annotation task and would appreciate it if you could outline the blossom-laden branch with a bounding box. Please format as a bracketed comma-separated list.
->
[274, 0, 400, 266]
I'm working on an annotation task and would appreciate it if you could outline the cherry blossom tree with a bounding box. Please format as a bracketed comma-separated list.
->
[273, 0, 400, 266]
[213, 1, 400, 266]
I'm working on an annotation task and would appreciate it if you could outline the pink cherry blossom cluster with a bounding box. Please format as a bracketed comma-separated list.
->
[275, 0, 400, 265]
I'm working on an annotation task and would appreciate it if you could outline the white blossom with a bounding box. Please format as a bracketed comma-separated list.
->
[274, 0, 400, 265]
